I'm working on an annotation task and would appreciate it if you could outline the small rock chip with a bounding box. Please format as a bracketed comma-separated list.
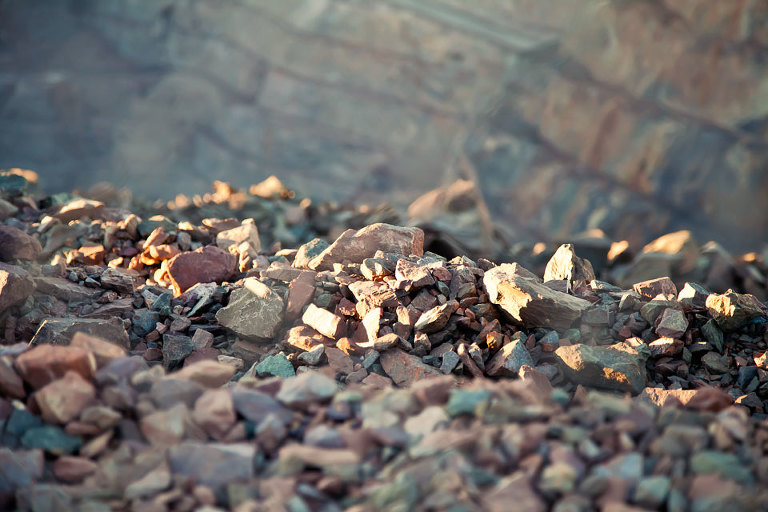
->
[706, 290, 767, 331]
[216, 278, 284, 340]
[216, 218, 260, 252]
[69, 332, 126, 367]
[0, 225, 41, 261]
[308, 223, 424, 271]
[162, 334, 195, 370]
[255, 353, 295, 378]
[285, 271, 316, 321]
[633, 276, 678, 300]
[677, 282, 710, 310]
[485, 339, 534, 377]
[0, 262, 35, 314]
[167, 245, 236, 295]
[193, 388, 236, 440]
[171, 360, 236, 387]
[701, 352, 730, 374]
[554, 343, 646, 395]
[647, 337, 683, 358]
[276, 371, 337, 406]
[36, 371, 96, 424]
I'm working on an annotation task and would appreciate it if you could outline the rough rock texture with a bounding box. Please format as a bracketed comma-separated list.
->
[30, 318, 130, 350]
[215, 278, 284, 340]
[0, 225, 41, 261]
[484, 263, 592, 329]
[0, 262, 35, 314]
[167, 245, 236, 295]
[554, 343, 647, 395]
[543, 243, 596, 286]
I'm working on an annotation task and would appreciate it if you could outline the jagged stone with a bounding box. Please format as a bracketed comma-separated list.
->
[216, 278, 284, 340]
[0, 262, 35, 314]
[543, 243, 595, 286]
[554, 343, 646, 394]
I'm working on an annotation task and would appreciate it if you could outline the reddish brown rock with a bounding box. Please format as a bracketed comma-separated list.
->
[15, 345, 95, 389]
[0, 357, 25, 398]
[706, 290, 767, 331]
[192, 388, 236, 440]
[647, 337, 683, 357]
[53, 198, 104, 222]
[167, 245, 237, 295]
[0, 225, 41, 261]
[100, 267, 140, 294]
[302, 304, 346, 340]
[140, 403, 188, 445]
[325, 347, 354, 376]
[52, 456, 99, 483]
[380, 348, 442, 387]
[633, 277, 677, 300]
[0, 262, 35, 314]
[36, 371, 96, 424]
[285, 271, 316, 321]
[69, 332, 127, 368]
[308, 223, 424, 271]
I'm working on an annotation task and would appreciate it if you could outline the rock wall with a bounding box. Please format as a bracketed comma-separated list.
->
[0, 0, 766, 250]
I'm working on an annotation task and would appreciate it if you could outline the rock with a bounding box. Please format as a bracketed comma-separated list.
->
[293, 238, 330, 269]
[302, 303, 345, 339]
[483, 473, 546, 512]
[285, 271, 316, 321]
[414, 300, 459, 333]
[193, 388, 236, 440]
[171, 360, 236, 387]
[380, 349, 442, 387]
[216, 218, 260, 252]
[485, 339, 534, 377]
[642, 230, 699, 274]
[191, 328, 215, 350]
[33, 276, 102, 303]
[394, 259, 435, 291]
[325, 347, 354, 375]
[276, 371, 337, 406]
[170, 442, 256, 489]
[254, 353, 295, 378]
[278, 444, 360, 472]
[690, 451, 753, 485]
[53, 198, 104, 222]
[308, 223, 424, 271]
[124, 461, 172, 500]
[677, 282, 710, 310]
[543, 243, 596, 286]
[701, 319, 724, 352]
[0, 448, 43, 493]
[231, 387, 290, 424]
[633, 277, 677, 300]
[100, 267, 140, 293]
[216, 278, 284, 340]
[444, 388, 492, 416]
[167, 245, 237, 295]
[15, 345, 95, 389]
[0, 225, 41, 261]
[484, 263, 592, 329]
[162, 334, 195, 370]
[21, 426, 82, 455]
[647, 337, 683, 357]
[36, 371, 96, 424]
[701, 352, 729, 374]
[140, 403, 187, 445]
[655, 308, 688, 338]
[69, 332, 126, 367]
[0, 262, 35, 314]
[706, 290, 767, 331]
[0, 359, 25, 399]
[554, 343, 646, 394]
[51, 456, 99, 484]
[150, 378, 204, 409]
[30, 318, 130, 349]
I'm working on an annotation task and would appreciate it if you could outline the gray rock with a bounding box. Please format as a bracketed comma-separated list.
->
[701, 319, 724, 353]
[30, 317, 130, 349]
[485, 339, 534, 377]
[276, 371, 337, 406]
[543, 243, 595, 286]
[33, 276, 102, 303]
[655, 308, 688, 338]
[414, 300, 459, 333]
[633, 476, 671, 509]
[554, 343, 646, 394]
[293, 238, 330, 269]
[380, 348, 442, 387]
[677, 282, 710, 310]
[162, 334, 195, 369]
[216, 278, 284, 340]
[0, 262, 35, 314]
[706, 290, 767, 332]
[169, 442, 256, 489]
[484, 263, 592, 330]
[690, 451, 753, 485]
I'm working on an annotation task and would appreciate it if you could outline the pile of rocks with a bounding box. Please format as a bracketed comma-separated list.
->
[1, 169, 768, 510]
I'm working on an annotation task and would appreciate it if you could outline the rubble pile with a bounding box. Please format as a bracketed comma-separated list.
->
[0, 169, 767, 511]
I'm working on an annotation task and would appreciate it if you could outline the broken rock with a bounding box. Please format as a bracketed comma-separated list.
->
[30, 318, 130, 350]
[0, 225, 41, 261]
[0, 262, 35, 314]
[36, 371, 96, 424]
[706, 290, 767, 332]
[485, 339, 534, 377]
[554, 343, 646, 394]
[167, 245, 236, 295]
[302, 303, 346, 340]
[543, 244, 595, 286]
[380, 349, 442, 387]
[216, 278, 284, 340]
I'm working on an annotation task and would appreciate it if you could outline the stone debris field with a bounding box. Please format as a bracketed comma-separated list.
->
[0, 170, 768, 511]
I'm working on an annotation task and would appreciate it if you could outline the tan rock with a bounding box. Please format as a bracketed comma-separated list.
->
[706, 290, 767, 331]
[53, 198, 104, 222]
[302, 303, 345, 340]
[0, 225, 41, 261]
[543, 243, 596, 287]
[140, 403, 188, 445]
[36, 371, 96, 424]
[0, 262, 35, 314]
[170, 360, 236, 387]
[52, 456, 99, 483]
[70, 332, 127, 367]
[192, 388, 236, 440]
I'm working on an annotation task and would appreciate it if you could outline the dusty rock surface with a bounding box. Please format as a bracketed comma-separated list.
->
[0, 173, 767, 510]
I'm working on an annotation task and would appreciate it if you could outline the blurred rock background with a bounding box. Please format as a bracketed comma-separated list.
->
[1, 0, 767, 252]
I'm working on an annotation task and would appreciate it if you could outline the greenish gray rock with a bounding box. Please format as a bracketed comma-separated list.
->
[554, 343, 646, 395]
[655, 308, 688, 338]
[485, 339, 534, 377]
[701, 352, 729, 374]
[445, 389, 492, 416]
[255, 353, 295, 378]
[216, 278, 284, 340]
[701, 319, 724, 352]
[21, 426, 82, 455]
[690, 451, 753, 485]
[633, 476, 671, 509]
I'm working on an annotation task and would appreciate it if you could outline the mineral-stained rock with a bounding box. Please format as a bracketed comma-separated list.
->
[484, 263, 592, 329]
[302, 303, 345, 339]
[35, 371, 96, 424]
[216, 218, 260, 252]
[30, 317, 130, 349]
[0, 225, 41, 261]
[543, 244, 596, 286]
[170, 442, 256, 488]
[216, 278, 284, 340]
[15, 345, 95, 389]
[308, 223, 424, 271]
[254, 353, 295, 378]
[633, 277, 677, 300]
[414, 300, 459, 333]
[380, 348, 442, 387]
[167, 245, 237, 295]
[705, 290, 767, 331]
[0, 262, 35, 314]
[655, 308, 688, 338]
[485, 339, 534, 377]
[554, 343, 646, 394]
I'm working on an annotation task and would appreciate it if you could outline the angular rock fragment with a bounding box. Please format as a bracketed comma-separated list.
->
[0, 225, 41, 261]
[69, 332, 126, 367]
[52, 198, 104, 222]
[293, 238, 329, 269]
[169, 442, 256, 489]
[706, 290, 767, 331]
[554, 343, 646, 394]
[31, 318, 130, 349]
[100, 267, 140, 294]
[633, 277, 677, 300]
[484, 263, 591, 329]
[394, 259, 435, 291]
[167, 245, 236, 295]
[414, 300, 459, 333]
[33, 276, 102, 303]
[35, 371, 96, 424]
[485, 339, 534, 377]
[543, 243, 595, 287]
[216, 278, 284, 340]
[677, 282, 710, 311]
[215, 218, 260, 252]
[276, 371, 337, 406]
[380, 349, 442, 387]
[0, 262, 35, 314]
[171, 360, 235, 387]
[162, 334, 195, 370]
[655, 308, 688, 338]
[15, 345, 95, 389]
[308, 223, 424, 271]
[302, 303, 345, 340]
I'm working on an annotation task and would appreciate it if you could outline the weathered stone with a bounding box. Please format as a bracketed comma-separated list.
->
[171, 359, 236, 388]
[69, 332, 126, 367]
[100, 267, 140, 293]
[293, 238, 330, 269]
[0, 358, 25, 399]
[278, 444, 360, 472]
[21, 426, 81, 455]
[484, 263, 592, 329]
[34, 276, 102, 303]
[483, 473, 546, 512]
[702, 352, 729, 374]
[276, 371, 337, 406]
[30, 318, 129, 349]
[677, 282, 710, 311]
[53, 198, 104, 222]
[170, 442, 256, 489]
[15, 345, 95, 389]
[325, 347, 354, 375]
[162, 334, 195, 370]
[414, 300, 459, 333]
[554, 343, 646, 394]
[706, 290, 767, 331]
[231, 387, 289, 425]
[167, 245, 237, 295]
[0, 225, 41, 261]
[0, 262, 35, 314]
[285, 271, 316, 321]
[543, 243, 596, 286]
[380, 349, 442, 387]
[700, 319, 724, 353]
[647, 337, 683, 358]
[140, 403, 187, 445]
[51, 456, 99, 484]
[633, 277, 677, 300]
[216, 218, 260, 252]
[36, 371, 95, 424]
[216, 278, 284, 340]
[308, 223, 424, 271]
[485, 339, 534, 377]
[254, 353, 295, 378]
[0, 448, 43, 493]
[394, 259, 435, 291]
[302, 303, 345, 340]
[193, 388, 236, 440]
[655, 308, 688, 338]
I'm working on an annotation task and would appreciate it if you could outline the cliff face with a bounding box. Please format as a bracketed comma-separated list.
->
[0, 0, 766, 250]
